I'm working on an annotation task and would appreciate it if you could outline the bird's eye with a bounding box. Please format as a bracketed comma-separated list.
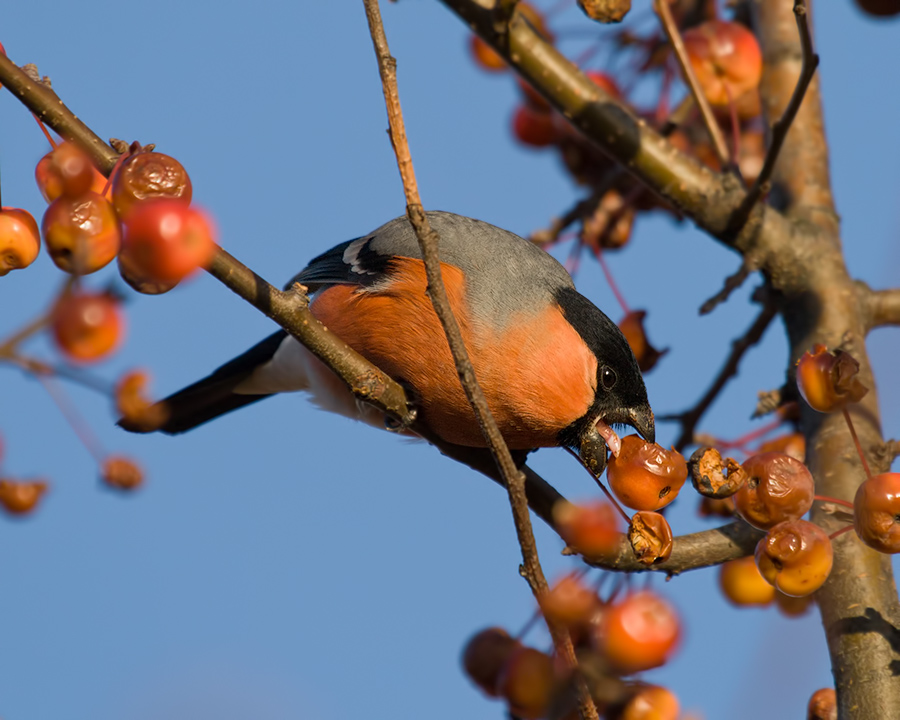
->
[600, 366, 617, 391]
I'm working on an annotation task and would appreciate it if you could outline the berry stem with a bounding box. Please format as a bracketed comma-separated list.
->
[36, 374, 106, 464]
[813, 494, 854, 510]
[565, 447, 632, 523]
[33, 114, 57, 148]
[842, 407, 872, 480]
[828, 524, 856, 542]
[595, 248, 630, 314]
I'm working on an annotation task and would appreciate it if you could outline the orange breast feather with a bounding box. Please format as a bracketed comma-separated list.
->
[310, 258, 595, 448]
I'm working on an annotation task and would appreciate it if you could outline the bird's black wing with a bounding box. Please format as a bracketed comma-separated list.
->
[284, 236, 393, 292]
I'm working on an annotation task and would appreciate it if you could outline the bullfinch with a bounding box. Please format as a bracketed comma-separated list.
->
[121, 212, 655, 465]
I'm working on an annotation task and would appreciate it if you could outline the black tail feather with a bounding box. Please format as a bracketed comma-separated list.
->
[119, 330, 288, 435]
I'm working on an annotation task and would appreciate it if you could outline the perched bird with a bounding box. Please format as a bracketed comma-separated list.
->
[121, 212, 654, 464]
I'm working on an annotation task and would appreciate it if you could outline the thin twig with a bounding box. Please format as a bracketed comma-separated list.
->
[727, 0, 819, 236]
[662, 299, 778, 451]
[653, 0, 730, 168]
[362, 3, 597, 718]
[699, 261, 753, 315]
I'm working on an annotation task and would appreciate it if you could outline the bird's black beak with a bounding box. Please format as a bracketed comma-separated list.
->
[628, 404, 656, 444]
[576, 403, 656, 479]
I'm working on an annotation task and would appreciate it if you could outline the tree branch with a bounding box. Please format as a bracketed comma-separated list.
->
[730, 0, 820, 235]
[863, 286, 900, 331]
[361, 4, 599, 719]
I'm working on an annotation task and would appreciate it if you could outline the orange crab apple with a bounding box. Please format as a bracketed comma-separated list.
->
[620, 685, 680, 720]
[553, 500, 621, 556]
[35, 143, 109, 203]
[718, 556, 775, 607]
[0, 207, 40, 275]
[807, 688, 837, 720]
[539, 574, 599, 627]
[462, 627, 521, 697]
[0, 479, 48, 515]
[733, 452, 814, 530]
[111, 151, 192, 219]
[853, 472, 900, 554]
[101, 455, 144, 491]
[512, 104, 557, 148]
[755, 519, 833, 597]
[119, 200, 217, 284]
[682, 20, 763, 107]
[607, 436, 687, 512]
[796, 344, 868, 413]
[618, 310, 667, 372]
[41, 192, 120, 274]
[594, 590, 681, 674]
[51, 291, 124, 363]
[496, 647, 555, 720]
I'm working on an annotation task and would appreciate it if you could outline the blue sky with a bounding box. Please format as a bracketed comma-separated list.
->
[1, 2, 899, 719]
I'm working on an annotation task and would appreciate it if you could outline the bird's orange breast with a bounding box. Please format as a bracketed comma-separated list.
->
[310, 257, 596, 448]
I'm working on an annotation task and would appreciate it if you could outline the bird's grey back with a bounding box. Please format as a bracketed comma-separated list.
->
[368, 211, 575, 325]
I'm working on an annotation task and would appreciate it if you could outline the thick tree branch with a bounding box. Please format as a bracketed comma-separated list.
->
[863, 286, 900, 331]
[730, 0, 820, 235]
[750, 0, 833, 233]
[583, 520, 763, 574]
[436, 0, 806, 277]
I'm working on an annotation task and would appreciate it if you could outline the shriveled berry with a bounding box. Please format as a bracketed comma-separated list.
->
[115, 370, 170, 432]
[101, 455, 144, 491]
[41, 192, 120, 274]
[734, 452, 814, 530]
[853, 472, 900, 553]
[796, 345, 868, 413]
[111, 151, 192, 219]
[628, 511, 673, 565]
[35, 143, 103, 200]
[0, 479, 48, 515]
[755, 519, 833, 597]
[688, 447, 746, 499]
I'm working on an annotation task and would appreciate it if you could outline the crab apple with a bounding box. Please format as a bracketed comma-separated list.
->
[620, 685, 680, 720]
[469, 35, 507, 72]
[120, 200, 217, 284]
[682, 20, 763, 107]
[755, 519, 834, 597]
[628, 511, 673, 566]
[618, 310, 667, 373]
[462, 627, 521, 697]
[51, 291, 124, 363]
[539, 574, 599, 627]
[496, 647, 555, 719]
[807, 688, 837, 720]
[718, 556, 775, 607]
[41, 192, 120, 274]
[585, 70, 621, 100]
[775, 589, 814, 618]
[35, 143, 107, 202]
[512, 104, 557, 148]
[594, 590, 681, 674]
[607, 436, 687, 512]
[796, 344, 868, 413]
[733, 452, 815, 530]
[553, 500, 621, 556]
[111, 151, 192, 219]
[117, 252, 180, 295]
[101, 455, 144, 491]
[758, 433, 806, 463]
[688, 447, 746, 499]
[0, 207, 41, 275]
[855, 0, 900, 17]
[0, 479, 48, 515]
[853, 472, 900, 553]
[115, 370, 170, 432]
[698, 495, 735, 519]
